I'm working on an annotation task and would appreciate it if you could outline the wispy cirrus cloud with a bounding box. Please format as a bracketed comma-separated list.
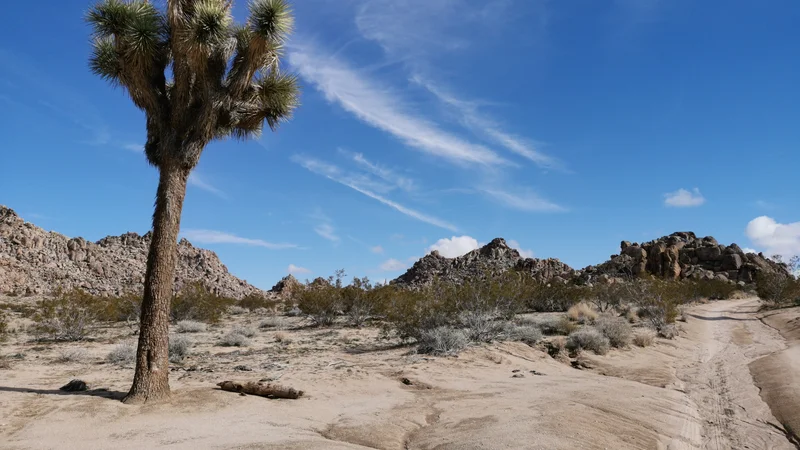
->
[379, 258, 407, 272]
[292, 154, 459, 232]
[188, 173, 227, 199]
[340, 149, 417, 192]
[481, 187, 566, 213]
[314, 223, 340, 243]
[181, 229, 297, 249]
[411, 76, 564, 171]
[288, 43, 510, 167]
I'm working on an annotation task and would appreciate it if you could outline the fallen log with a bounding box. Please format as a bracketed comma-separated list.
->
[216, 381, 304, 399]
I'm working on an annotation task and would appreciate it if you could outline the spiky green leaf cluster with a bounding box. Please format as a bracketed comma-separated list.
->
[86, 0, 299, 168]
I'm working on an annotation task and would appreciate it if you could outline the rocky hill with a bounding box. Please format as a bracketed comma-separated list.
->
[395, 234, 787, 288]
[393, 238, 575, 286]
[580, 232, 786, 284]
[0, 205, 264, 298]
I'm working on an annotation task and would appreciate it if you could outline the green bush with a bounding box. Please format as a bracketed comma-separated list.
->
[171, 282, 236, 324]
[756, 271, 800, 307]
[341, 277, 379, 327]
[0, 311, 8, 341]
[32, 288, 101, 341]
[237, 293, 280, 312]
[524, 283, 586, 312]
[97, 292, 142, 322]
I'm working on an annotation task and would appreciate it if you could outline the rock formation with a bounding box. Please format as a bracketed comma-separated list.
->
[393, 238, 574, 286]
[581, 232, 786, 284]
[0, 205, 264, 298]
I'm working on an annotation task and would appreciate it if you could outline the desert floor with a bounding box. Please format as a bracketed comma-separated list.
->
[1, 297, 799, 450]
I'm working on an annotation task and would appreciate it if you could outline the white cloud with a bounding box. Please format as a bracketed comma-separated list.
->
[181, 229, 297, 249]
[482, 188, 566, 212]
[380, 258, 407, 272]
[412, 76, 563, 171]
[188, 173, 226, 199]
[745, 216, 800, 257]
[293, 155, 459, 232]
[287, 264, 311, 275]
[664, 188, 705, 207]
[742, 247, 759, 255]
[371, 245, 385, 254]
[314, 223, 340, 243]
[288, 43, 510, 167]
[427, 236, 480, 258]
[508, 239, 534, 259]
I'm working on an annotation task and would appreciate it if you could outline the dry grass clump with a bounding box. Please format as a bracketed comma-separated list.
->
[566, 327, 610, 355]
[220, 332, 251, 347]
[231, 325, 256, 338]
[274, 331, 291, 343]
[566, 302, 598, 324]
[228, 305, 248, 315]
[417, 326, 468, 356]
[534, 315, 578, 336]
[55, 347, 90, 363]
[625, 308, 639, 323]
[594, 315, 633, 348]
[106, 342, 136, 365]
[632, 329, 656, 347]
[259, 316, 287, 330]
[169, 335, 192, 362]
[658, 324, 679, 340]
[174, 320, 207, 333]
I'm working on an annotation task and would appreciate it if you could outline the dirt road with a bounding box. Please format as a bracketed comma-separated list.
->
[675, 298, 798, 449]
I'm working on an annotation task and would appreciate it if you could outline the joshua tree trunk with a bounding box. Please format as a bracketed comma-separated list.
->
[124, 164, 189, 404]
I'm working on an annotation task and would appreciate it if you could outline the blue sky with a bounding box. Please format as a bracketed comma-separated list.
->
[1, 0, 799, 289]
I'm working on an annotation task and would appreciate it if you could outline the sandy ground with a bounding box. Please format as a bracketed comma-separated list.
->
[1, 298, 798, 450]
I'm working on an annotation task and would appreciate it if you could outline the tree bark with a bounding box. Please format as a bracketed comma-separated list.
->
[123, 165, 189, 404]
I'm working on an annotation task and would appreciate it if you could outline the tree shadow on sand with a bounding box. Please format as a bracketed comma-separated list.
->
[0, 386, 126, 400]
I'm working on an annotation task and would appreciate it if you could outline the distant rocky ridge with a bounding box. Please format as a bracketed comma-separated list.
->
[580, 232, 786, 285]
[393, 238, 575, 286]
[0, 205, 265, 298]
[394, 234, 787, 288]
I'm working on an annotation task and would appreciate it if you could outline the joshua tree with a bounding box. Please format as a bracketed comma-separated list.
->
[86, 0, 299, 404]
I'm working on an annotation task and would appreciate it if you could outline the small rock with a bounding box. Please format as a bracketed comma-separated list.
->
[234, 365, 252, 371]
[511, 373, 525, 378]
[60, 379, 88, 392]
[401, 378, 413, 385]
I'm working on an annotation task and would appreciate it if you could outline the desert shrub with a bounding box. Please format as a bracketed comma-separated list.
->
[594, 316, 632, 348]
[632, 329, 656, 347]
[106, 342, 136, 365]
[624, 307, 639, 323]
[168, 335, 192, 362]
[566, 302, 598, 324]
[509, 325, 543, 345]
[252, 307, 272, 316]
[341, 277, 378, 327]
[259, 316, 287, 330]
[623, 280, 680, 331]
[55, 347, 90, 363]
[32, 288, 100, 341]
[96, 292, 142, 322]
[174, 320, 207, 333]
[220, 332, 250, 347]
[416, 326, 468, 356]
[459, 310, 507, 343]
[525, 283, 586, 312]
[378, 285, 454, 340]
[0, 302, 36, 317]
[296, 275, 342, 326]
[171, 282, 235, 324]
[0, 311, 7, 341]
[231, 325, 256, 338]
[692, 279, 739, 300]
[534, 315, 578, 336]
[228, 305, 248, 315]
[658, 324, 679, 339]
[586, 282, 626, 312]
[237, 293, 280, 312]
[756, 263, 800, 307]
[566, 328, 610, 355]
[274, 331, 290, 343]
